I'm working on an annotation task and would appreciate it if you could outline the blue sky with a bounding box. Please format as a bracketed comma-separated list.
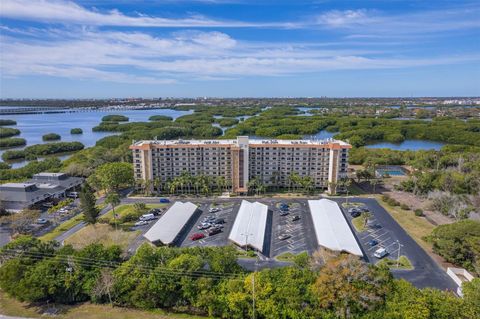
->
[0, 0, 479, 98]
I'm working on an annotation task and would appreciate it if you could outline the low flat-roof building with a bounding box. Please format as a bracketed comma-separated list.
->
[144, 201, 199, 246]
[0, 172, 83, 212]
[229, 200, 269, 252]
[308, 199, 363, 256]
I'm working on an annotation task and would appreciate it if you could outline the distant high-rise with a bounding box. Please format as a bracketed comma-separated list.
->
[130, 136, 350, 194]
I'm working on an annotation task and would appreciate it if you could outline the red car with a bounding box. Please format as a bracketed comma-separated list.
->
[190, 233, 205, 241]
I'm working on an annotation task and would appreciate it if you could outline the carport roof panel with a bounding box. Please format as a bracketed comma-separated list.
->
[144, 201, 198, 245]
[229, 200, 268, 252]
[308, 199, 363, 256]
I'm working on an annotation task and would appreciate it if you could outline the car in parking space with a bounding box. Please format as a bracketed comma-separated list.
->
[203, 216, 216, 223]
[36, 218, 48, 225]
[373, 247, 389, 259]
[134, 220, 149, 227]
[207, 227, 222, 236]
[292, 215, 300, 221]
[159, 198, 170, 203]
[360, 207, 370, 213]
[140, 213, 156, 221]
[348, 207, 361, 214]
[279, 210, 289, 216]
[190, 233, 205, 241]
[368, 239, 379, 247]
[370, 223, 382, 230]
[209, 207, 220, 213]
[350, 211, 361, 218]
[278, 234, 291, 240]
[213, 218, 225, 224]
[279, 203, 289, 209]
[197, 223, 212, 230]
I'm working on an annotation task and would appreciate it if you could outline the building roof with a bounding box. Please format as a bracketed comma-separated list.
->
[308, 199, 363, 256]
[143, 201, 198, 245]
[131, 136, 350, 148]
[228, 200, 268, 252]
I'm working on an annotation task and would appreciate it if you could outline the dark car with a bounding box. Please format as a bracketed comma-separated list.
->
[292, 215, 300, 221]
[360, 207, 370, 213]
[190, 233, 205, 241]
[278, 234, 291, 240]
[279, 210, 289, 216]
[350, 211, 361, 218]
[280, 206, 289, 212]
[370, 223, 382, 230]
[279, 203, 289, 209]
[368, 239, 379, 247]
[213, 218, 225, 224]
[197, 223, 211, 230]
[207, 227, 222, 236]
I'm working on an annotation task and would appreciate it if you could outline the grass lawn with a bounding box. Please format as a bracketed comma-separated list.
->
[64, 224, 140, 251]
[99, 203, 166, 226]
[39, 214, 85, 241]
[352, 215, 367, 232]
[0, 292, 205, 319]
[275, 251, 307, 262]
[376, 196, 435, 252]
[377, 255, 414, 270]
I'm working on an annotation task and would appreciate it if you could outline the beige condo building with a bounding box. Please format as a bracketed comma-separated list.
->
[130, 136, 351, 194]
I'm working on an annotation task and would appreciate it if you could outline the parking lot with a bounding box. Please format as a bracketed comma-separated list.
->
[180, 201, 240, 248]
[268, 200, 318, 258]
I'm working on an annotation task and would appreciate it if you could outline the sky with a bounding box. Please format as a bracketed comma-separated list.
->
[0, 0, 479, 98]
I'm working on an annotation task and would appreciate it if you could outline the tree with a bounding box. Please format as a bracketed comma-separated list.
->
[105, 192, 121, 227]
[93, 162, 134, 192]
[363, 211, 373, 228]
[2, 209, 40, 235]
[462, 278, 480, 317]
[91, 268, 115, 306]
[312, 254, 391, 318]
[80, 183, 100, 224]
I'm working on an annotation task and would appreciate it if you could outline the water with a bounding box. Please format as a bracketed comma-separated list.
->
[305, 130, 336, 140]
[0, 108, 193, 168]
[366, 140, 445, 151]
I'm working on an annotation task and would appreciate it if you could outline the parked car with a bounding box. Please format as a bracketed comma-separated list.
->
[368, 239, 379, 247]
[159, 198, 170, 203]
[67, 192, 79, 198]
[190, 233, 205, 241]
[203, 216, 216, 223]
[374, 248, 389, 259]
[370, 223, 382, 229]
[197, 223, 211, 230]
[279, 234, 291, 240]
[42, 202, 54, 208]
[139, 213, 156, 221]
[36, 218, 48, 225]
[134, 220, 149, 227]
[279, 203, 289, 209]
[207, 227, 222, 236]
[280, 206, 289, 212]
[360, 207, 370, 213]
[209, 207, 220, 213]
[279, 210, 289, 216]
[292, 215, 300, 221]
[213, 218, 225, 224]
[350, 211, 361, 218]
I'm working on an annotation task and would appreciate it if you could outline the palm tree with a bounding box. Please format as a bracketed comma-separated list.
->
[328, 181, 337, 195]
[370, 179, 379, 193]
[363, 212, 373, 228]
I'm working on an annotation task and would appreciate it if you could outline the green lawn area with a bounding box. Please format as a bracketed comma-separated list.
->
[99, 203, 166, 227]
[64, 224, 140, 251]
[377, 255, 414, 270]
[352, 215, 367, 232]
[0, 292, 205, 319]
[375, 196, 435, 252]
[39, 204, 107, 242]
[275, 251, 308, 262]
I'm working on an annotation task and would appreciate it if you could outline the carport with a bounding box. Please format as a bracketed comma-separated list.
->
[308, 199, 363, 256]
[144, 201, 199, 246]
[229, 200, 269, 252]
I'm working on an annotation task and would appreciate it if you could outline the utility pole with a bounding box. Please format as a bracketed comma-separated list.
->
[396, 240, 403, 268]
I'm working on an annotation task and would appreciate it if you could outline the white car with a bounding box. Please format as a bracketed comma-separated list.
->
[134, 220, 149, 227]
[374, 248, 389, 259]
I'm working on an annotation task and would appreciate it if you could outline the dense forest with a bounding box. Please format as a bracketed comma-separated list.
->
[0, 236, 478, 319]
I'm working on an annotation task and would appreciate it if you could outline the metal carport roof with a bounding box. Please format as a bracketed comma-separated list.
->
[308, 199, 363, 256]
[144, 201, 198, 245]
[229, 200, 268, 252]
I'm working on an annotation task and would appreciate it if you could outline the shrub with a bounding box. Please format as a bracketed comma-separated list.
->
[1, 150, 26, 161]
[133, 202, 147, 213]
[400, 203, 410, 210]
[0, 138, 26, 148]
[0, 128, 20, 138]
[381, 194, 391, 202]
[42, 133, 61, 141]
[149, 115, 173, 121]
[414, 209, 424, 216]
[70, 128, 83, 134]
[101, 114, 129, 122]
[387, 198, 400, 206]
[0, 119, 16, 126]
[0, 162, 11, 169]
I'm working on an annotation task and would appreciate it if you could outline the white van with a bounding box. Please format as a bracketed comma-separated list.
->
[140, 213, 156, 221]
[374, 248, 389, 259]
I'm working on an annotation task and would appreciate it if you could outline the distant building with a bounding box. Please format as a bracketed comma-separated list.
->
[0, 172, 83, 212]
[130, 136, 350, 194]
